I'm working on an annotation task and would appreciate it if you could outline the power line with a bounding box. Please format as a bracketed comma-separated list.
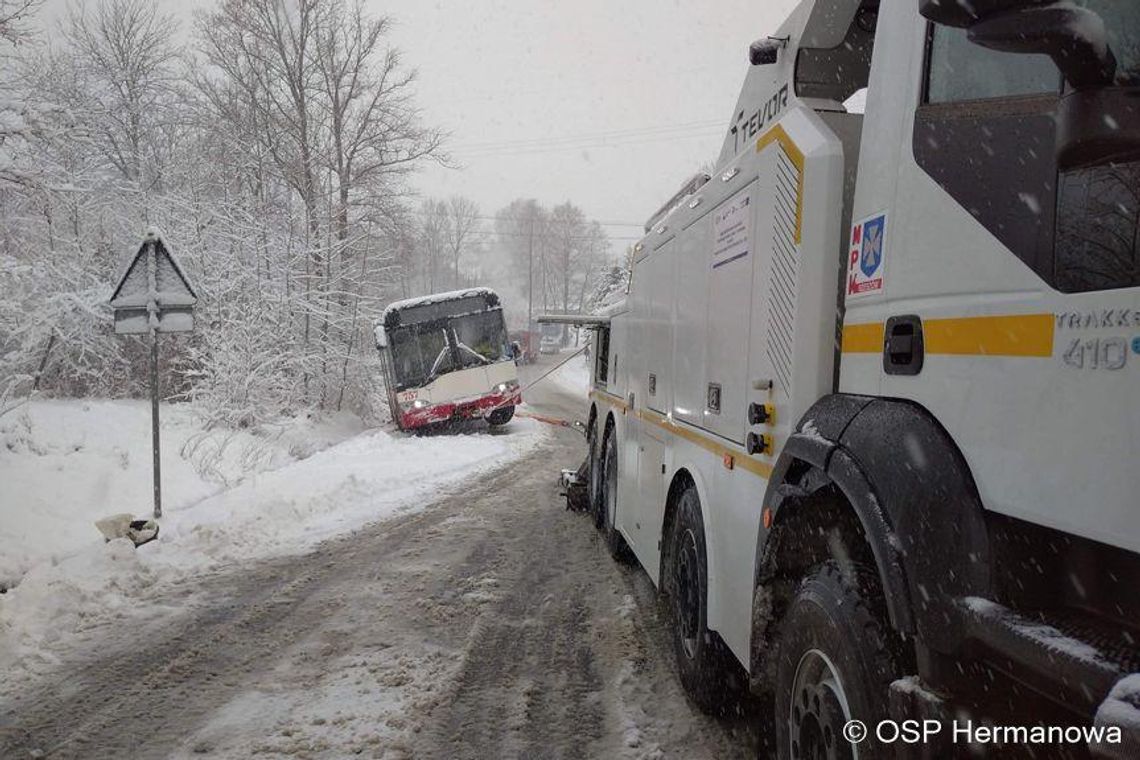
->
[401, 209, 645, 228]
[467, 229, 644, 242]
[450, 118, 726, 152]
[452, 127, 724, 159]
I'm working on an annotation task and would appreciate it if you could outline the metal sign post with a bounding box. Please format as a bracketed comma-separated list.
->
[109, 228, 198, 519]
[151, 326, 162, 517]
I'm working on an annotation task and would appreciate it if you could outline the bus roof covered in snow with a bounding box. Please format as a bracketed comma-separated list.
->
[380, 287, 501, 329]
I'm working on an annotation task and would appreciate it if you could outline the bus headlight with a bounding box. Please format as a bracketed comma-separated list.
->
[412, 399, 430, 409]
[495, 381, 519, 394]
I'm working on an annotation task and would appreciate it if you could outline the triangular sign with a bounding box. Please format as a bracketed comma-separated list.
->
[110, 230, 198, 308]
[110, 243, 151, 306]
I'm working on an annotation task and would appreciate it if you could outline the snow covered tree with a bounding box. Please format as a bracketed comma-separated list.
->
[63, 0, 181, 192]
[0, 0, 441, 427]
[0, 0, 40, 46]
[584, 263, 630, 315]
[442, 195, 480, 289]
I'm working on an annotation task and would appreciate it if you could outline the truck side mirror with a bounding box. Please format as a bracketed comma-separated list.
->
[374, 326, 388, 349]
[969, 6, 1116, 89]
[921, 1, 1116, 89]
[919, 0, 1030, 28]
[749, 38, 782, 66]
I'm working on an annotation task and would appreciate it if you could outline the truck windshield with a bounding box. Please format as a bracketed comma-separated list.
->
[387, 309, 509, 389]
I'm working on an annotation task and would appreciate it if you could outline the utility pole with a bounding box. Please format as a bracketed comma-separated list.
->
[527, 212, 535, 335]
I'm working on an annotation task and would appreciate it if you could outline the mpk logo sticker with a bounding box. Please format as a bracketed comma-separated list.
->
[848, 213, 887, 298]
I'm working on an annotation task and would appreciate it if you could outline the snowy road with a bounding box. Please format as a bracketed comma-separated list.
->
[0, 356, 758, 759]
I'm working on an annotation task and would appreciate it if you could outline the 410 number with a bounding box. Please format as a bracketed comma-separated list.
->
[1062, 337, 1131, 370]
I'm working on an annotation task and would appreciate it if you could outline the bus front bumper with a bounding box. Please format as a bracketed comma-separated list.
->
[399, 390, 522, 429]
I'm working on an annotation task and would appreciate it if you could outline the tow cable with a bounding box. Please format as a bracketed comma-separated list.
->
[498, 345, 593, 509]
[515, 410, 584, 431]
[492, 344, 590, 434]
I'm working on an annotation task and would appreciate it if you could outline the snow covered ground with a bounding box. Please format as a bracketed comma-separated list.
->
[0, 399, 366, 590]
[0, 400, 545, 684]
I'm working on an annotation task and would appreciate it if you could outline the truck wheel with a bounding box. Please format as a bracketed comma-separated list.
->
[587, 417, 604, 529]
[666, 486, 740, 714]
[486, 405, 515, 426]
[600, 430, 631, 560]
[774, 561, 901, 760]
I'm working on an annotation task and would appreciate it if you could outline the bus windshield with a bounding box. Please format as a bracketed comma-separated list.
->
[388, 309, 509, 390]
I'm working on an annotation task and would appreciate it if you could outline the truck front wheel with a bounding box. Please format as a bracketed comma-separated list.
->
[774, 560, 901, 760]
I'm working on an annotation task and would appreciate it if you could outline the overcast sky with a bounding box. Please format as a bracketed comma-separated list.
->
[42, 0, 800, 253]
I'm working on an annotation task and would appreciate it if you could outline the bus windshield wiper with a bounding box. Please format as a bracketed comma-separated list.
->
[456, 342, 492, 367]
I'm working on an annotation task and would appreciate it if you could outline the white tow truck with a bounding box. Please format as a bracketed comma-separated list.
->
[544, 0, 1140, 756]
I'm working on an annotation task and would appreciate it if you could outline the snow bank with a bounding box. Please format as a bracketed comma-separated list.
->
[0, 399, 364, 590]
[0, 400, 544, 681]
[153, 421, 542, 567]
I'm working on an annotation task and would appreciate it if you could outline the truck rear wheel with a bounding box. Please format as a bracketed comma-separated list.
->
[485, 405, 515, 426]
[666, 486, 741, 714]
[600, 430, 630, 560]
[774, 561, 901, 760]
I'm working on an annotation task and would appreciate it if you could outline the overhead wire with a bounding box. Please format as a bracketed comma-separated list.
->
[451, 118, 726, 152]
[452, 127, 725, 159]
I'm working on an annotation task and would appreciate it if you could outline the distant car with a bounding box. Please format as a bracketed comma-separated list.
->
[539, 335, 560, 354]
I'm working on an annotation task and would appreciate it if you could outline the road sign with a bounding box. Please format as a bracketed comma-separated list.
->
[109, 229, 198, 519]
[110, 228, 197, 334]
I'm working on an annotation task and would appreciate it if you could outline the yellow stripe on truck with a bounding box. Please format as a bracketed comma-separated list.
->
[925, 314, 1055, 357]
[842, 314, 1055, 357]
[589, 389, 628, 412]
[756, 124, 804, 244]
[841, 322, 885, 354]
[590, 390, 773, 479]
[639, 408, 774, 479]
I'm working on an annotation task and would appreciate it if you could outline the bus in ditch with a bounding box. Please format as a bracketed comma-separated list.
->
[375, 287, 521, 431]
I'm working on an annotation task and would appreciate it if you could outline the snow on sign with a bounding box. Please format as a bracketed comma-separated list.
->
[847, 212, 887, 298]
[711, 190, 752, 270]
[110, 229, 198, 334]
